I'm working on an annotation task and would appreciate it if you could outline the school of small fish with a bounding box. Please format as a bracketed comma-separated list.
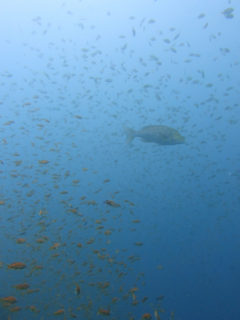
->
[0, 1, 238, 319]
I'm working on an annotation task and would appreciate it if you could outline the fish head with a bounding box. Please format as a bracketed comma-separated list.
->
[173, 132, 185, 144]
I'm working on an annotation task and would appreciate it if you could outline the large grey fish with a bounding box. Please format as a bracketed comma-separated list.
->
[124, 125, 185, 145]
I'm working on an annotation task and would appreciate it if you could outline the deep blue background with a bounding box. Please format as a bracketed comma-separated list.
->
[0, 1, 239, 319]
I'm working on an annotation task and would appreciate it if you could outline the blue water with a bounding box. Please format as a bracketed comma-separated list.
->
[0, 0, 239, 319]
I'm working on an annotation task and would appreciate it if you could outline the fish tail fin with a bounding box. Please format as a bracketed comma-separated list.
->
[124, 127, 135, 144]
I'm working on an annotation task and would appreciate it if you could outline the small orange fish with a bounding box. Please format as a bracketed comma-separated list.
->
[98, 308, 110, 316]
[10, 306, 21, 312]
[1, 296, 17, 305]
[104, 200, 120, 208]
[53, 309, 64, 315]
[75, 284, 80, 295]
[28, 305, 40, 313]
[142, 313, 152, 319]
[14, 283, 30, 290]
[16, 238, 26, 244]
[50, 242, 60, 250]
[8, 262, 26, 270]
[38, 160, 49, 164]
